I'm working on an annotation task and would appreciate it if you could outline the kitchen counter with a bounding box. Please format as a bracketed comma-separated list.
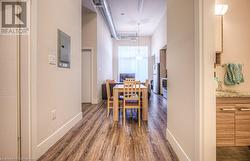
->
[216, 90, 250, 98]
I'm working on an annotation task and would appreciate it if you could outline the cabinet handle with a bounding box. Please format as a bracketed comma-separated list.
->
[220, 108, 236, 111]
[239, 108, 250, 111]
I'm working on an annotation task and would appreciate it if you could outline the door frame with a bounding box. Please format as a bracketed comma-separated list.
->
[195, 0, 216, 160]
[30, 0, 38, 159]
[82, 47, 94, 104]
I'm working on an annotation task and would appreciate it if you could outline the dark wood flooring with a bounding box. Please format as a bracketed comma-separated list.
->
[217, 147, 250, 161]
[38, 93, 178, 161]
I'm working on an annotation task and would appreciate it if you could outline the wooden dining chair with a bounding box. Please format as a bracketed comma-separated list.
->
[106, 80, 114, 117]
[145, 79, 149, 88]
[123, 80, 141, 127]
[106, 80, 122, 117]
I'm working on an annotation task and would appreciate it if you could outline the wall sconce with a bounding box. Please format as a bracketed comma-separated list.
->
[215, 3, 228, 53]
[214, 3, 228, 66]
[215, 4, 228, 16]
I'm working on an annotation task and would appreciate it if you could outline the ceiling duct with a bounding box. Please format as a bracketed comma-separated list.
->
[93, 0, 119, 39]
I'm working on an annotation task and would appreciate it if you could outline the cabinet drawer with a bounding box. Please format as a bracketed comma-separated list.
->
[236, 109, 250, 146]
[216, 109, 236, 147]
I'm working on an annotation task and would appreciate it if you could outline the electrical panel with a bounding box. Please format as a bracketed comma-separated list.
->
[58, 29, 71, 68]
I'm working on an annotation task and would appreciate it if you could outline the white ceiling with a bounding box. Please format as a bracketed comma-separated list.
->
[108, 0, 166, 36]
[83, 0, 166, 36]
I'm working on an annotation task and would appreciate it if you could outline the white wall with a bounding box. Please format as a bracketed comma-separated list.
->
[82, 9, 113, 103]
[82, 10, 97, 48]
[20, 35, 30, 158]
[113, 37, 152, 81]
[151, 11, 167, 63]
[96, 13, 113, 100]
[36, 0, 82, 157]
[82, 9, 97, 103]
[166, 0, 196, 160]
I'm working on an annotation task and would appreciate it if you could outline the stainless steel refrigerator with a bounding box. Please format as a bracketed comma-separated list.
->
[153, 48, 167, 94]
[153, 63, 160, 94]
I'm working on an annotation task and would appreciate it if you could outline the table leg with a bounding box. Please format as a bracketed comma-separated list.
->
[142, 88, 148, 121]
[113, 89, 119, 122]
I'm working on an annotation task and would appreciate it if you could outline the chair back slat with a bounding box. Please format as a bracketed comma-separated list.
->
[123, 80, 141, 127]
[123, 80, 141, 100]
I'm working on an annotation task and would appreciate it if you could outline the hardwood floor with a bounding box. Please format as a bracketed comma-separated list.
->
[217, 147, 250, 161]
[38, 93, 178, 161]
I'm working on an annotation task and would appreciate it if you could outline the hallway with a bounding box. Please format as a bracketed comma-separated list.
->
[38, 94, 178, 161]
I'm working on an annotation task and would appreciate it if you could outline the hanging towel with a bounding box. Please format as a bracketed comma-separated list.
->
[224, 64, 244, 85]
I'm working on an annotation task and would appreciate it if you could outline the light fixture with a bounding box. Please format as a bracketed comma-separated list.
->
[137, 23, 141, 58]
[214, 2, 228, 65]
[215, 4, 228, 16]
[138, 0, 144, 13]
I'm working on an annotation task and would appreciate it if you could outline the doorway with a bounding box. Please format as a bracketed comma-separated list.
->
[81, 48, 93, 103]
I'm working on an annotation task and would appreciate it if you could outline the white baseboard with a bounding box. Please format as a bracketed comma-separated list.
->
[36, 112, 82, 159]
[166, 128, 191, 161]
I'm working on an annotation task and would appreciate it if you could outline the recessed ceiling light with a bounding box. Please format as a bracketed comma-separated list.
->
[121, 13, 125, 16]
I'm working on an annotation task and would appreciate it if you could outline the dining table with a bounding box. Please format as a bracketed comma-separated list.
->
[113, 84, 148, 122]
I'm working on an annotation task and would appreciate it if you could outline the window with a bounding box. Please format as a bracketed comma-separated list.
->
[118, 46, 148, 81]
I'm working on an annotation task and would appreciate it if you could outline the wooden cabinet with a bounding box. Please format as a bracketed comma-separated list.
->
[217, 105, 236, 146]
[235, 104, 250, 146]
[216, 97, 250, 147]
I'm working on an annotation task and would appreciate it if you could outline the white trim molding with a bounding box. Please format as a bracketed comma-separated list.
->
[35, 112, 82, 159]
[195, 0, 216, 160]
[167, 129, 191, 161]
[30, 0, 38, 159]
